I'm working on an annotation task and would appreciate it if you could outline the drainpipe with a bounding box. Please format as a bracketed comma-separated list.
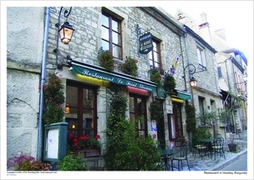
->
[182, 31, 194, 106]
[37, 7, 50, 160]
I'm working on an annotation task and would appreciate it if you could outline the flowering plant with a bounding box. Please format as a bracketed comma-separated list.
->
[120, 57, 138, 77]
[98, 49, 114, 72]
[175, 132, 186, 144]
[43, 73, 65, 125]
[68, 133, 101, 151]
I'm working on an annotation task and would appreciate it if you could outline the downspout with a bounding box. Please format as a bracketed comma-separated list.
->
[182, 31, 194, 105]
[37, 7, 50, 160]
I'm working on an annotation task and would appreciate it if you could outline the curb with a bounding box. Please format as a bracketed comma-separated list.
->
[210, 149, 247, 171]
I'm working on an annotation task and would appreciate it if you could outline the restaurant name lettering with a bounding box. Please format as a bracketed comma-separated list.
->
[81, 69, 154, 92]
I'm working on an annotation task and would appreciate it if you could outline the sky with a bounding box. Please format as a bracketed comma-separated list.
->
[161, 1, 253, 63]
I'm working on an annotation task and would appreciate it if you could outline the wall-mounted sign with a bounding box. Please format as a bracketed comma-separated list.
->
[139, 32, 153, 54]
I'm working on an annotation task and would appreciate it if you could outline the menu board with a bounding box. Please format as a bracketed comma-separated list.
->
[46, 128, 59, 159]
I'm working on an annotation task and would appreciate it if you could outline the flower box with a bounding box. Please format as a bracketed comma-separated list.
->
[85, 149, 100, 158]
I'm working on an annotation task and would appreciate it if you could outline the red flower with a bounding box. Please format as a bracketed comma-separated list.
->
[95, 134, 101, 139]
[68, 132, 74, 139]
[73, 138, 78, 144]
[79, 135, 88, 141]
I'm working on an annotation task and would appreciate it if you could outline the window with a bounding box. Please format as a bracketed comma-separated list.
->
[129, 94, 147, 137]
[198, 96, 206, 125]
[217, 66, 222, 78]
[196, 44, 206, 67]
[101, 12, 122, 59]
[173, 103, 183, 137]
[65, 81, 97, 138]
[149, 39, 162, 70]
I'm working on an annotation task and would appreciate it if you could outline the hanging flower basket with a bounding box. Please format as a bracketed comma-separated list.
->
[98, 49, 114, 72]
[120, 57, 138, 77]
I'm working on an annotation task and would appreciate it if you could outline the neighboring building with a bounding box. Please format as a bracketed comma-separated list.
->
[7, 7, 44, 159]
[175, 9, 248, 137]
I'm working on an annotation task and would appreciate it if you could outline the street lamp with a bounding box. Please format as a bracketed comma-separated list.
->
[54, 7, 75, 70]
[183, 64, 197, 90]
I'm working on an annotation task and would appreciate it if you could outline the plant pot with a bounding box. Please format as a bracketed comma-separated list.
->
[228, 143, 237, 152]
[85, 149, 100, 157]
[71, 149, 100, 157]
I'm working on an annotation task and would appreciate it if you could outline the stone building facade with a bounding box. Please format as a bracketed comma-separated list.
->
[7, 6, 235, 162]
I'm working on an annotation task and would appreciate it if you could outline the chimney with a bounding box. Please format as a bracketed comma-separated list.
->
[214, 28, 227, 41]
[199, 12, 209, 28]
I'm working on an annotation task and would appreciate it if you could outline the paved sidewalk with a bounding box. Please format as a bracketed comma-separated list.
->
[171, 131, 248, 171]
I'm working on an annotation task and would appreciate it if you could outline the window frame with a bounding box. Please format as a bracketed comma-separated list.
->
[196, 44, 206, 67]
[65, 81, 98, 138]
[129, 93, 148, 138]
[149, 38, 162, 70]
[101, 11, 123, 60]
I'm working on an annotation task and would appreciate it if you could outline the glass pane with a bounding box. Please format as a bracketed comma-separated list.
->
[83, 117, 93, 129]
[112, 19, 119, 32]
[102, 14, 109, 27]
[102, 40, 109, 51]
[112, 45, 121, 59]
[66, 86, 78, 119]
[112, 32, 120, 45]
[153, 41, 157, 49]
[154, 52, 159, 63]
[83, 89, 94, 108]
[82, 129, 94, 136]
[102, 27, 109, 40]
[154, 62, 160, 69]
[129, 96, 134, 113]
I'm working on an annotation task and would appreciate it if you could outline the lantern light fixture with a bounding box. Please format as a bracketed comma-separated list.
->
[54, 7, 75, 70]
[183, 63, 207, 90]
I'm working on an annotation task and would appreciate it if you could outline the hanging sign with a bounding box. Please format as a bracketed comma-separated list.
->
[139, 32, 153, 54]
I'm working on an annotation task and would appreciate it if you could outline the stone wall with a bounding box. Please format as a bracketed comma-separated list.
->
[47, 7, 185, 90]
[7, 7, 44, 159]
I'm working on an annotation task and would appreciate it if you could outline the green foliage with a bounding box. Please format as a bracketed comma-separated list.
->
[149, 68, 161, 84]
[59, 153, 87, 171]
[163, 74, 176, 93]
[194, 128, 212, 139]
[104, 86, 161, 170]
[149, 100, 163, 121]
[185, 103, 196, 133]
[43, 73, 65, 125]
[98, 49, 114, 72]
[218, 109, 231, 124]
[113, 122, 162, 170]
[120, 57, 138, 77]
[197, 111, 217, 126]
[193, 128, 212, 147]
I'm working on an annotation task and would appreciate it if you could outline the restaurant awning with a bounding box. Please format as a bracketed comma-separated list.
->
[70, 60, 157, 93]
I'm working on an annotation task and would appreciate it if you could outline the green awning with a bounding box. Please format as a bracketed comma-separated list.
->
[177, 91, 192, 101]
[71, 61, 157, 93]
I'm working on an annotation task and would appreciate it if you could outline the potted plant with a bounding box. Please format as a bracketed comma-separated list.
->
[228, 136, 237, 152]
[149, 100, 163, 121]
[98, 48, 114, 72]
[163, 74, 176, 93]
[149, 68, 161, 84]
[43, 73, 65, 125]
[120, 57, 138, 77]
